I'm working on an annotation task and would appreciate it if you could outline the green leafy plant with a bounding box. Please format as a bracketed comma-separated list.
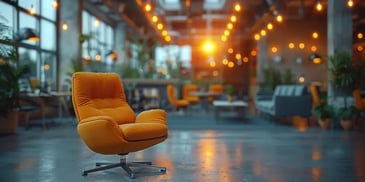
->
[338, 106, 359, 120]
[224, 84, 234, 96]
[312, 102, 335, 120]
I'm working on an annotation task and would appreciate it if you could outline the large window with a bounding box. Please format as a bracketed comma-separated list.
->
[82, 10, 114, 72]
[1, 0, 57, 90]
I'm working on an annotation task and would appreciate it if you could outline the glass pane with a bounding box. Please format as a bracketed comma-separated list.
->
[0, 2, 15, 39]
[19, 0, 40, 16]
[42, 52, 56, 90]
[82, 11, 90, 34]
[41, 0, 56, 21]
[41, 20, 56, 50]
[19, 12, 38, 45]
[18, 48, 39, 78]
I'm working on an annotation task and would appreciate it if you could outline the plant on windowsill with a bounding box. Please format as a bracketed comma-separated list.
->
[312, 102, 335, 129]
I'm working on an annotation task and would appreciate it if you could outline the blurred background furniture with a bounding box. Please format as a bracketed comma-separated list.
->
[72, 72, 168, 178]
[208, 84, 225, 103]
[182, 84, 200, 104]
[166, 84, 189, 114]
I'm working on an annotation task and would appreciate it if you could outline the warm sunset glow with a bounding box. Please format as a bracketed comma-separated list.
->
[288, 43, 295, 49]
[316, 1, 323, 12]
[230, 15, 237, 22]
[312, 32, 319, 39]
[152, 15, 158, 23]
[202, 40, 215, 53]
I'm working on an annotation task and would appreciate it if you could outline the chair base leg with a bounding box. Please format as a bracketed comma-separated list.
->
[82, 156, 166, 179]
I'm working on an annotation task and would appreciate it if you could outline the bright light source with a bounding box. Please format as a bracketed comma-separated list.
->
[202, 40, 215, 53]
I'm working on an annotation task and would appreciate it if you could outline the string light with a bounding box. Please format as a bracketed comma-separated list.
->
[29, 4, 36, 15]
[52, 0, 58, 8]
[347, 0, 354, 8]
[315, 1, 323, 12]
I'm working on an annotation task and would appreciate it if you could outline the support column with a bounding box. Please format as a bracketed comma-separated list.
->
[114, 22, 127, 73]
[58, 0, 82, 90]
[256, 37, 269, 91]
[327, 0, 353, 103]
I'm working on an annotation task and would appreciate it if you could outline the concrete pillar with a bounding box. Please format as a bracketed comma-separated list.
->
[58, 0, 82, 90]
[256, 37, 269, 90]
[114, 22, 127, 71]
[327, 0, 352, 103]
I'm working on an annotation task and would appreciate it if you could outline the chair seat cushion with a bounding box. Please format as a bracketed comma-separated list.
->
[119, 123, 168, 142]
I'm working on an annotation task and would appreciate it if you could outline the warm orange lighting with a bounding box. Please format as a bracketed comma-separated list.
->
[157, 23, 163, 30]
[312, 32, 319, 39]
[29, 4, 36, 15]
[316, 1, 323, 12]
[202, 40, 215, 53]
[313, 58, 322, 64]
[267, 23, 273, 30]
[357, 45, 364, 52]
[94, 19, 100, 27]
[271, 46, 278, 53]
[276, 15, 283, 22]
[235, 53, 241, 60]
[243, 57, 249, 63]
[222, 58, 228, 65]
[144, 3, 152, 12]
[209, 61, 216, 67]
[152, 15, 158, 23]
[85, 55, 91, 61]
[162, 30, 168, 36]
[43, 64, 50, 70]
[230, 15, 237, 22]
[228, 61, 234, 68]
[234, 3, 241, 12]
[311, 46, 317, 52]
[95, 54, 101, 61]
[52, 0, 58, 8]
[260, 29, 266, 36]
[227, 48, 234, 54]
[165, 35, 171, 42]
[221, 35, 227, 42]
[347, 0, 354, 8]
[299, 43, 305, 49]
[254, 33, 260, 41]
[227, 23, 233, 30]
[288, 43, 295, 49]
[212, 71, 219, 77]
[62, 23, 68, 30]
[251, 50, 257, 56]
[357, 33, 363, 39]
[298, 75, 305, 83]
[224, 30, 230, 36]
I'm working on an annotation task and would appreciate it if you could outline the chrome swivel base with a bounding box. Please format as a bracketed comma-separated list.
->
[82, 155, 166, 179]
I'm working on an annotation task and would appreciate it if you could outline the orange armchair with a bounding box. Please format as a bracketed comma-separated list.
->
[166, 84, 189, 112]
[182, 84, 200, 104]
[208, 84, 225, 102]
[353, 88, 365, 111]
[72, 72, 168, 178]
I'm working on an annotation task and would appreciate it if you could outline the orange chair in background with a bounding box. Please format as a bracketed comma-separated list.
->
[72, 72, 168, 178]
[310, 84, 323, 106]
[166, 84, 189, 113]
[353, 88, 365, 112]
[208, 84, 225, 102]
[182, 84, 200, 104]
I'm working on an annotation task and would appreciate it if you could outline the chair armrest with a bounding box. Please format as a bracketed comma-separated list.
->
[136, 109, 167, 125]
[77, 116, 125, 154]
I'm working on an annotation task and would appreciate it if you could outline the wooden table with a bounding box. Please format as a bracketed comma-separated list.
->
[212, 100, 248, 121]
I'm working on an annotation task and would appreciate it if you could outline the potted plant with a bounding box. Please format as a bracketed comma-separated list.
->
[312, 102, 335, 129]
[224, 84, 234, 102]
[338, 106, 359, 130]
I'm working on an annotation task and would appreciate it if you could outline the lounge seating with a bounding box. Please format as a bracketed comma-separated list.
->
[182, 84, 200, 104]
[255, 84, 312, 117]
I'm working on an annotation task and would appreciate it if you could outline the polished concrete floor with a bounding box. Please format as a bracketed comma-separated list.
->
[1, 108, 365, 182]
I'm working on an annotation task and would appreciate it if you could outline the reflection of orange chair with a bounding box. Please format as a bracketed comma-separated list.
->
[166, 84, 189, 112]
[208, 84, 225, 102]
[72, 72, 168, 178]
[353, 88, 365, 111]
[182, 84, 200, 104]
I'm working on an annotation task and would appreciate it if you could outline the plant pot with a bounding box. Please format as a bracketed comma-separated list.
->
[318, 118, 331, 129]
[0, 110, 19, 135]
[340, 119, 353, 130]
[227, 96, 234, 102]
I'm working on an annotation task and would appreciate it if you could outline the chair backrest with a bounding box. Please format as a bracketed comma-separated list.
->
[182, 84, 199, 101]
[209, 84, 224, 93]
[29, 77, 40, 90]
[166, 84, 178, 107]
[310, 84, 321, 106]
[72, 72, 135, 124]
[353, 88, 365, 110]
